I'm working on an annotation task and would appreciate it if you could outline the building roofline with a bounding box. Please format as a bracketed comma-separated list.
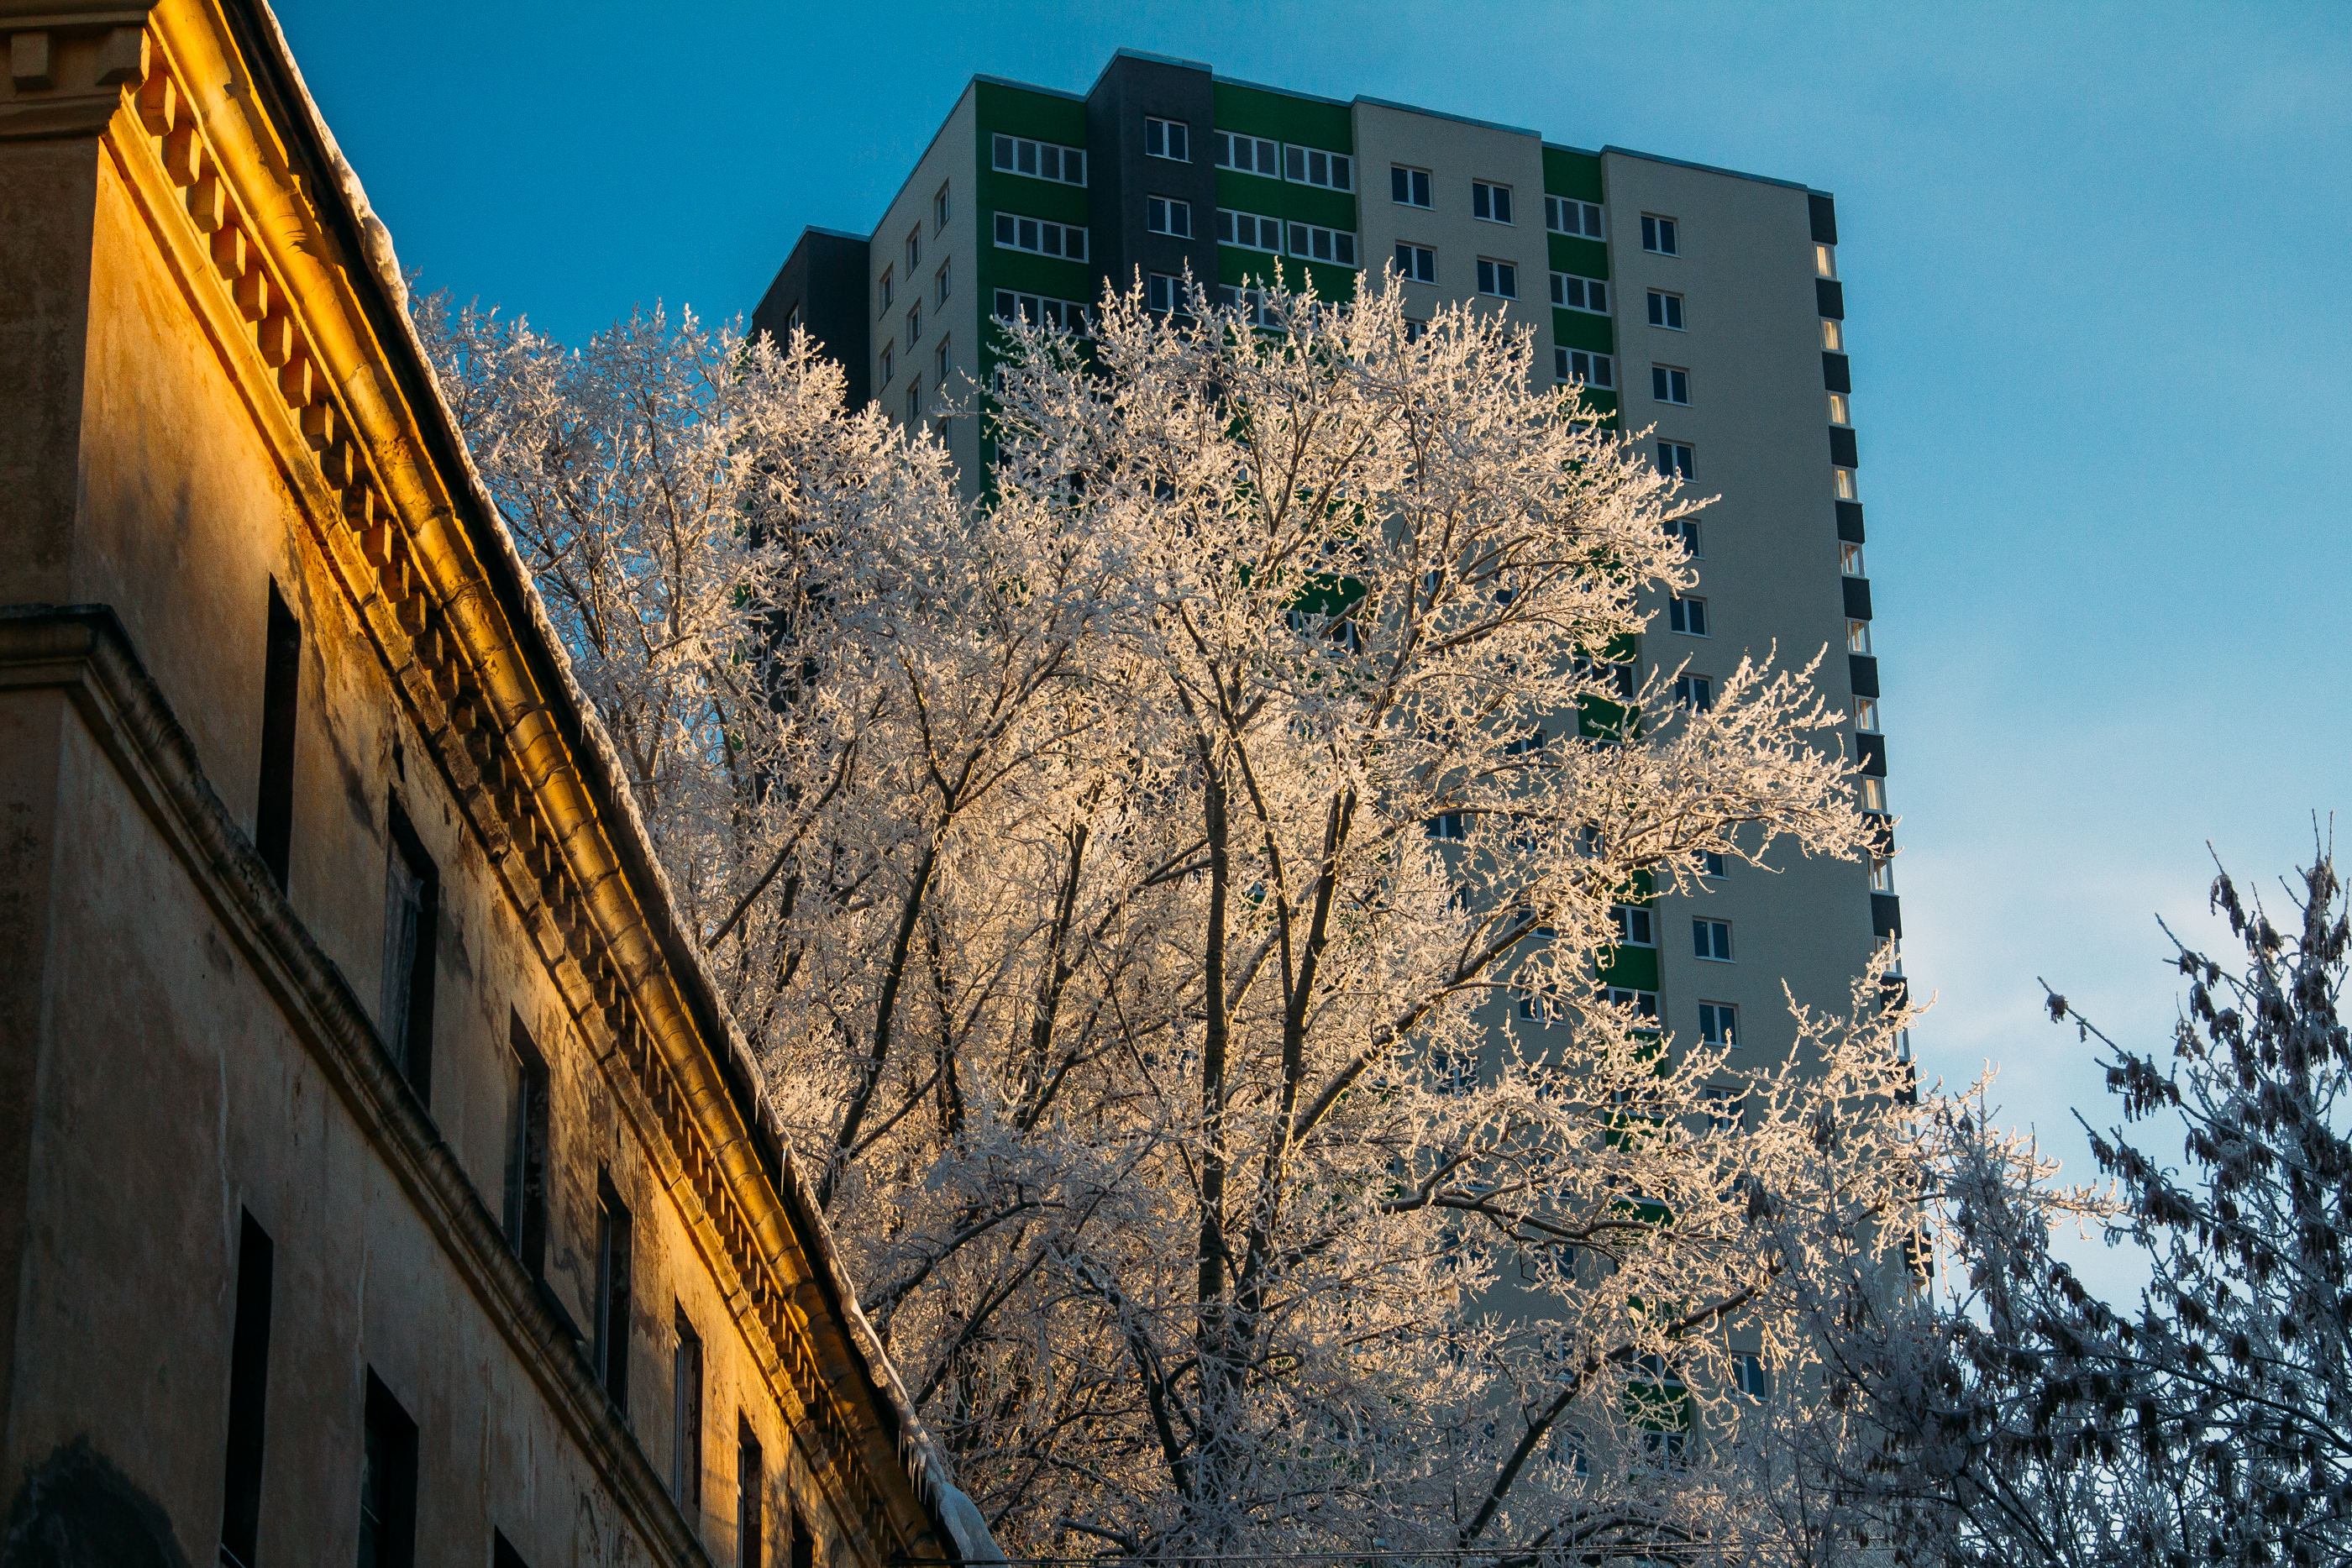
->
[800, 224, 873, 245]
[1352, 93, 1541, 139]
[1089, 45, 1213, 97]
[1211, 71, 1352, 110]
[1598, 144, 1812, 192]
[973, 71, 1084, 102]
[870, 78, 979, 246]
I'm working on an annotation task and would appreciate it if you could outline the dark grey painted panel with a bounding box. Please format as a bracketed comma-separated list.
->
[1848, 653, 1879, 697]
[1815, 277, 1845, 320]
[1822, 351, 1851, 393]
[1808, 191, 1838, 246]
[753, 228, 873, 410]
[1842, 575, 1873, 621]
[1872, 893, 1902, 939]
[1856, 732, 1887, 777]
[1836, 501, 1866, 543]
[1830, 424, 1859, 469]
[1086, 55, 1219, 309]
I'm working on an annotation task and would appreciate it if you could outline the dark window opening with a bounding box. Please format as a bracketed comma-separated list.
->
[595, 1172, 633, 1420]
[502, 1013, 550, 1277]
[256, 581, 302, 890]
[674, 1308, 704, 1513]
[789, 1509, 814, 1568]
[738, 1418, 764, 1568]
[380, 803, 438, 1104]
[218, 1210, 275, 1568]
[493, 1532, 532, 1568]
[360, 1371, 418, 1568]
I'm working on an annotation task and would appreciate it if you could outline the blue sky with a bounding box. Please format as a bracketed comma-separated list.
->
[280, 1, 2350, 1297]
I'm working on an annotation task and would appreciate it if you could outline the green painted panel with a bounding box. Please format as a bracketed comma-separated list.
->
[1552, 309, 1614, 354]
[1542, 146, 1605, 202]
[1214, 170, 1357, 230]
[978, 168, 1089, 227]
[1600, 944, 1660, 992]
[974, 81, 1088, 144]
[1579, 388, 1620, 424]
[1212, 81, 1353, 150]
[1215, 249, 1357, 302]
[978, 247, 1095, 302]
[1548, 233, 1609, 279]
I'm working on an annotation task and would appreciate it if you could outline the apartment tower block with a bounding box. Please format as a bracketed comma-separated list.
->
[753, 49, 1902, 1083]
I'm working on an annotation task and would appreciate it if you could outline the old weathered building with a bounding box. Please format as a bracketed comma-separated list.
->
[0, 4, 995, 1565]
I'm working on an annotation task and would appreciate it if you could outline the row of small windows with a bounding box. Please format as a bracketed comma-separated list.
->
[991, 133, 1084, 186]
[1553, 272, 1606, 314]
[1554, 347, 1614, 389]
[994, 288, 1091, 335]
[1546, 194, 1605, 238]
[1215, 131, 1355, 191]
[992, 210, 1089, 261]
[1217, 210, 1362, 268]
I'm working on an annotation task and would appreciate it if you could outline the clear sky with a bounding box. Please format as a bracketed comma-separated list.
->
[278, 1, 2350, 1297]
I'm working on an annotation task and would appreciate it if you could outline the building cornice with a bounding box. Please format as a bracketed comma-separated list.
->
[0, 1, 969, 1558]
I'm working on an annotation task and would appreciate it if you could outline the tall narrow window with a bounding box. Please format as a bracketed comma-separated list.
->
[218, 1211, 274, 1568]
[256, 581, 301, 889]
[933, 182, 950, 231]
[738, 1418, 764, 1568]
[595, 1172, 633, 1419]
[360, 1371, 418, 1568]
[674, 1308, 704, 1514]
[502, 1013, 549, 1277]
[789, 1510, 814, 1568]
[380, 804, 438, 1104]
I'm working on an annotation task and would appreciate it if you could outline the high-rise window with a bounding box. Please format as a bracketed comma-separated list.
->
[360, 1371, 419, 1568]
[1214, 131, 1278, 176]
[1828, 391, 1851, 424]
[877, 267, 892, 311]
[1147, 274, 1181, 314]
[1693, 918, 1734, 962]
[933, 181, 949, 231]
[1667, 594, 1708, 636]
[1282, 144, 1352, 190]
[1472, 181, 1514, 223]
[935, 337, 951, 389]
[906, 301, 921, 343]
[993, 290, 1089, 335]
[1735, 1352, 1771, 1399]
[1814, 243, 1836, 278]
[1665, 517, 1702, 556]
[1610, 904, 1655, 947]
[1835, 466, 1858, 500]
[594, 1172, 633, 1419]
[1846, 619, 1872, 655]
[1545, 195, 1604, 238]
[1840, 542, 1866, 576]
[381, 803, 437, 1104]
[1394, 243, 1436, 284]
[879, 343, 893, 385]
[1675, 673, 1714, 711]
[1698, 1000, 1740, 1047]
[1646, 290, 1684, 329]
[1600, 986, 1660, 1020]
[256, 580, 301, 890]
[1860, 776, 1888, 812]
[1145, 116, 1189, 160]
[1820, 318, 1844, 352]
[936, 259, 951, 305]
[1853, 695, 1881, 732]
[1641, 214, 1679, 255]
[1555, 348, 1614, 387]
[905, 377, 921, 425]
[502, 1013, 549, 1277]
[1656, 440, 1694, 480]
[1551, 272, 1606, 313]
[1390, 165, 1431, 207]
[1651, 364, 1690, 405]
[1287, 223, 1358, 267]
[992, 212, 1087, 260]
[991, 134, 1085, 185]
[738, 1418, 765, 1568]
[904, 228, 918, 272]
[1145, 195, 1191, 237]
[1475, 258, 1518, 298]
[218, 1212, 274, 1568]
[1696, 849, 1727, 878]
[674, 1308, 704, 1513]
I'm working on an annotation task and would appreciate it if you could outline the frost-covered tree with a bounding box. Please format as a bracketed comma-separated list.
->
[1796, 849, 2352, 1568]
[421, 275, 1923, 1563]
